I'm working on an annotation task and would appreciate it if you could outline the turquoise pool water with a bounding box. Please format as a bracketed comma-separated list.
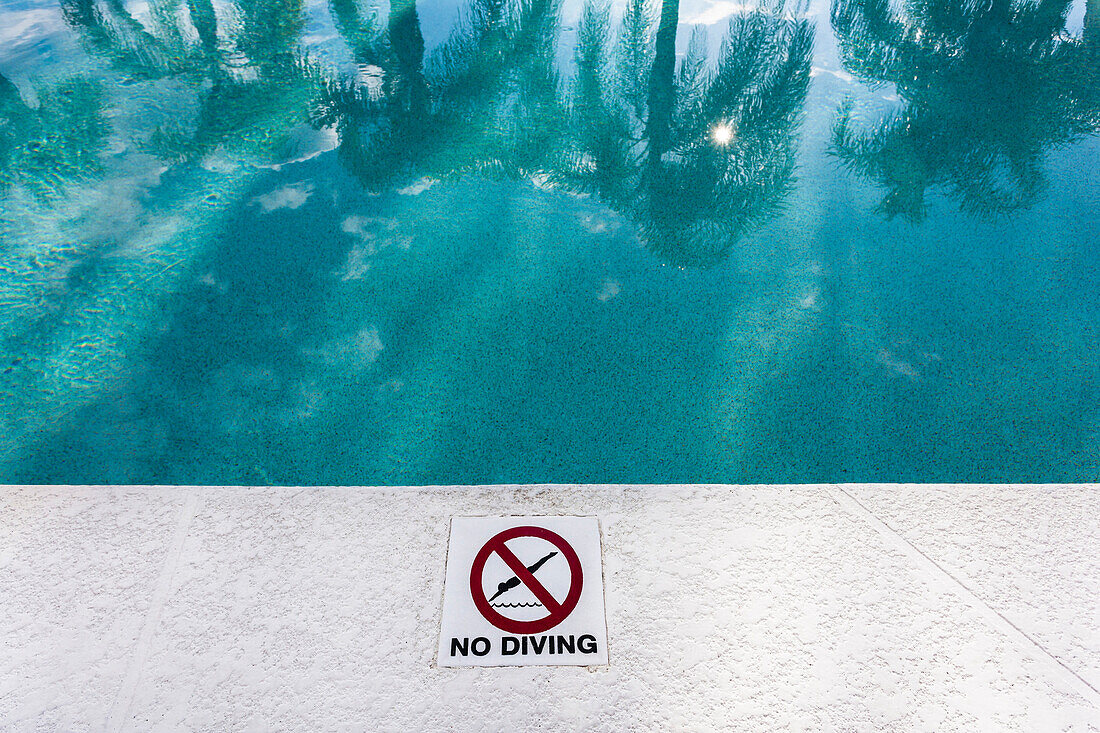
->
[1, 0, 1098, 484]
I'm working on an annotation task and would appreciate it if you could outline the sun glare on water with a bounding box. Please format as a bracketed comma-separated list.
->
[711, 123, 734, 146]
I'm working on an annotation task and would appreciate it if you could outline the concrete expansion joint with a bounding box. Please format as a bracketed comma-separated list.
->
[107, 490, 203, 733]
[829, 484, 1100, 709]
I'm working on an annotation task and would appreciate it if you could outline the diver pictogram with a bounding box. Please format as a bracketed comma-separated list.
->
[486, 550, 558, 607]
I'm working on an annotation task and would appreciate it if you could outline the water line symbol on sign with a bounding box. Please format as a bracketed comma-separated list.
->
[470, 526, 583, 635]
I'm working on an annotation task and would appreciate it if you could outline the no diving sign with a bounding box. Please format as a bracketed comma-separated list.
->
[438, 516, 608, 667]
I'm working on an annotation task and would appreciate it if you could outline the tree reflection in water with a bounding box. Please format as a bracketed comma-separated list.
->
[29, 0, 1100, 240]
[562, 0, 813, 266]
[321, 0, 813, 266]
[316, 0, 568, 189]
[830, 0, 1100, 221]
[49, 0, 815, 267]
[60, 0, 325, 163]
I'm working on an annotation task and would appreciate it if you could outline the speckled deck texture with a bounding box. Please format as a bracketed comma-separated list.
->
[2, 484, 1099, 731]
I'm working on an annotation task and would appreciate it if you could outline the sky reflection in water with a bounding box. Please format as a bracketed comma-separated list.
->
[0, 0, 1098, 483]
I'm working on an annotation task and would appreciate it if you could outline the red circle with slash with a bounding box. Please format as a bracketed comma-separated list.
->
[469, 525, 583, 634]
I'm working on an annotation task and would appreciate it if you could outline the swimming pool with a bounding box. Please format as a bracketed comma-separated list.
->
[1, 0, 1098, 484]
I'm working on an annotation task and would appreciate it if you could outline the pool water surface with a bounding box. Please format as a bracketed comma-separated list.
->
[1, 0, 1098, 483]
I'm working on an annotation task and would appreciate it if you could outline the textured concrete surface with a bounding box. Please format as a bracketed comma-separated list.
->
[2, 484, 1099, 732]
[844, 485, 1100, 693]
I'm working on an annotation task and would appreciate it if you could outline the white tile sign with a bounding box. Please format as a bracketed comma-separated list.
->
[437, 516, 608, 667]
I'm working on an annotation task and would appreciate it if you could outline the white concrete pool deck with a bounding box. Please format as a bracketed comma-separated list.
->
[2, 484, 1099, 731]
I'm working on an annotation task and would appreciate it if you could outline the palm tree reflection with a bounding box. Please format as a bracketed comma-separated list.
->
[564, 0, 813, 266]
[316, 0, 433, 188]
[316, 0, 567, 191]
[60, 0, 324, 163]
[829, 0, 1100, 221]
